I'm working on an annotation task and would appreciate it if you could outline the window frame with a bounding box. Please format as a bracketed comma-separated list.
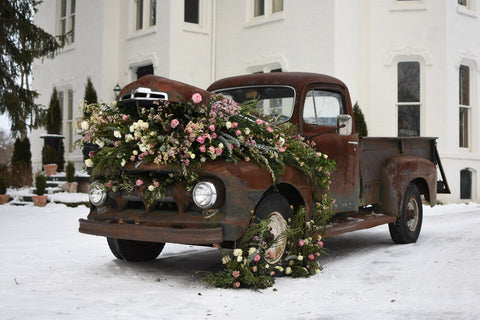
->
[57, 0, 76, 45]
[247, 0, 285, 27]
[459, 64, 471, 149]
[396, 61, 422, 137]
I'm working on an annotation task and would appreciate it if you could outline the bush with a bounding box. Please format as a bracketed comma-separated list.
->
[35, 172, 47, 195]
[0, 174, 7, 194]
[46, 87, 62, 134]
[43, 144, 57, 165]
[66, 161, 75, 183]
[353, 102, 368, 137]
[11, 137, 32, 187]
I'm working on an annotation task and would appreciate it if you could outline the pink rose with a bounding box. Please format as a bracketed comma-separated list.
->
[267, 126, 274, 133]
[209, 124, 215, 132]
[136, 179, 144, 187]
[211, 133, 217, 139]
[255, 118, 263, 125]
[106, 181, 112, 188]
[235, 130, 241, 136]
[215, 148, 223, 156]
[208, 146, 216, 154]
[122, 114, 128, 121]
[278, 146, 285, 152]
[298, 239, 305, 247]
[171, 119, 179, 128]
[233, 281, 241, 288]
[252, 266, 258, 272]
[199, 145, 206, 153]
[308, 254, 315, 261]
[232, 122, 238, 128]
[232, 270, 240, 278]
[196, 136, 205, 144]
[253, 254, 261, 262]
[192, 93, 202, 104]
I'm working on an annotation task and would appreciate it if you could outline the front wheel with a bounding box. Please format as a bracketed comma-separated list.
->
[388, 183, 423, 244]
[107, 238, 165, 262]
[254, 193, 293, 264]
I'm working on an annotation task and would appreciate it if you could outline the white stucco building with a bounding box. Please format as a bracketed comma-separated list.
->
[32, 0, 480, 203]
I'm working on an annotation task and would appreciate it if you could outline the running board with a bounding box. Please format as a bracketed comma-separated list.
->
[324, 211, 397, 237]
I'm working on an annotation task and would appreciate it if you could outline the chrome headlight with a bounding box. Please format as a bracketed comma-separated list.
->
[192, 181, 217, 209]
[88, 182, 108, 206]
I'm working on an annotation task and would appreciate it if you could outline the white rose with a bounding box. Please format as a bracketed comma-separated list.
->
[148, 185, 155, 191]
[113, 130, 122, 139]
[244, 127, 251, 135]
[84, 159, 93, 167]
[233, 248, 243, 257]
[95, 140, 104, 148]
[248, 247, 256, 255]
[80, 121, 89, 130]
[120, 159, 126, 167]
[225, 121, 232, 129]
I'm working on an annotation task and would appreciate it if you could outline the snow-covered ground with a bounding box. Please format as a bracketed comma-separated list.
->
[1, 200, 479, 320]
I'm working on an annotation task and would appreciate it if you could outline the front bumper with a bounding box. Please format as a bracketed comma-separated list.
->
[79, 218, 223, 245]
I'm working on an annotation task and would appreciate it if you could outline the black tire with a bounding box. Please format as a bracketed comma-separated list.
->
[388, 183, 423, 244]
[107, 237, 165, 262]
[255, 193, 293, 264]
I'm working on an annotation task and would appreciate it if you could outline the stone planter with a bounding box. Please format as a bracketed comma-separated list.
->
[32, 195, 48, 207]
[63, 182, 78, 193]
[0, 194, 10, 205]
[44, 164, 58, 177]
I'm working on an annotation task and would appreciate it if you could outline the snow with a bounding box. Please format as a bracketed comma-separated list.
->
[1, 201, 479, 320]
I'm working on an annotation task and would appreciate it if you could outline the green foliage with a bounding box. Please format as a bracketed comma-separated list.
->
[83, 77, 98, 118]
[11, 137, 32, 187]
[57, 139, 65, 171]
[43, 144, 57, 164]
[66, 161, 75, 183]
[353, 102, 368, 137]
[34, 171, 47, 195]
[0, 0, 63, 138]
[46, 87, 62, 134]
[0, 174, 7, 194]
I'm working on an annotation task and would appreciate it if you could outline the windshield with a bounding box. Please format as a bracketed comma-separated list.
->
[214, 86, 295, 123]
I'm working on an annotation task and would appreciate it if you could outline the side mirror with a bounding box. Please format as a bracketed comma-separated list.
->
[337, 114, 352, 136]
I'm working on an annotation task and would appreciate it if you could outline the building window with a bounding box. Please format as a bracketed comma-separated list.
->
[58, 0, 75, 45]
[136, 0, 143, 30]
[458, 0, 468, 6]
[136, 64, 154, 79]
[459, 65, 470, 148]
[460, 169, 472, 199]
[397, 61, 421, 137]
[184, 0, 199, 24]
[252, 0, 283, 18]
[150, 0, 156, 26]
[133, 0, 156, 31]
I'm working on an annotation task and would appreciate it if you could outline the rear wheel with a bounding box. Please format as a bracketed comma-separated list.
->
[107, 237, 165, 262]
[255, 193, 293, 264]
[388, 183, 423, 244]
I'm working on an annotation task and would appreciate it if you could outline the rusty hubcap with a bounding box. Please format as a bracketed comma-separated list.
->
[265, 211, 288, 264]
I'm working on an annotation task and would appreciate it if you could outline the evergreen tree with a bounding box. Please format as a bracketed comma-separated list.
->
[46, 87, 62, 134]
[353, 102, 368, 137]
[84, 77, 98, 105]
[0, 0, 63, 139]
[11, 137, 32, 186]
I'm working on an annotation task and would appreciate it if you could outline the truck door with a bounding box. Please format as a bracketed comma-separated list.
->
[301, 87, 360, 213]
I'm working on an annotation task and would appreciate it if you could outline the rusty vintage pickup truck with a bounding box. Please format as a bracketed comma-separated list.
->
[79, 72, 449, 262]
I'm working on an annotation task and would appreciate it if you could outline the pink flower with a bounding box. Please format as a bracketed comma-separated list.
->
[278, 146, 285, 152]
[136, 179, 144, 187]
[232, 270, 240, 278]
[208, 146, 216, 154]
[298, 239, 305, 247]
[252, 266, 258, 272]
[268, 250, 275, 259]
[192, 93, 202, 104]
[318, 241, 324, 247]
[199, 145, 206, 153]
[308, 254, 315, 261]
[196, 136, 205, 144]
[231, 122, 238, 128]
[211, 133, 217, 139]
[170, 119, 179, 128]
[215, 148, 223, 156]
[235, 130, 242, 136]
[89, 151, 95, 158]
[233, 281, 241, 288]
[153, 181, 160, 187]
[122, 114, 128, 121]
[106, 181, 112, 188]
[209, 124, 215, 132]
[255, 118, 263, 125]
[253, 254, 261, 262]
[267, 126, 274, 133]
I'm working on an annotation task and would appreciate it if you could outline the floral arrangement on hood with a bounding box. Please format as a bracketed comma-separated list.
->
[75, 92, 335, 217]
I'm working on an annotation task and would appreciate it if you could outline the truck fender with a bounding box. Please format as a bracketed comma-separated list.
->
[379, 155, 437, 217]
